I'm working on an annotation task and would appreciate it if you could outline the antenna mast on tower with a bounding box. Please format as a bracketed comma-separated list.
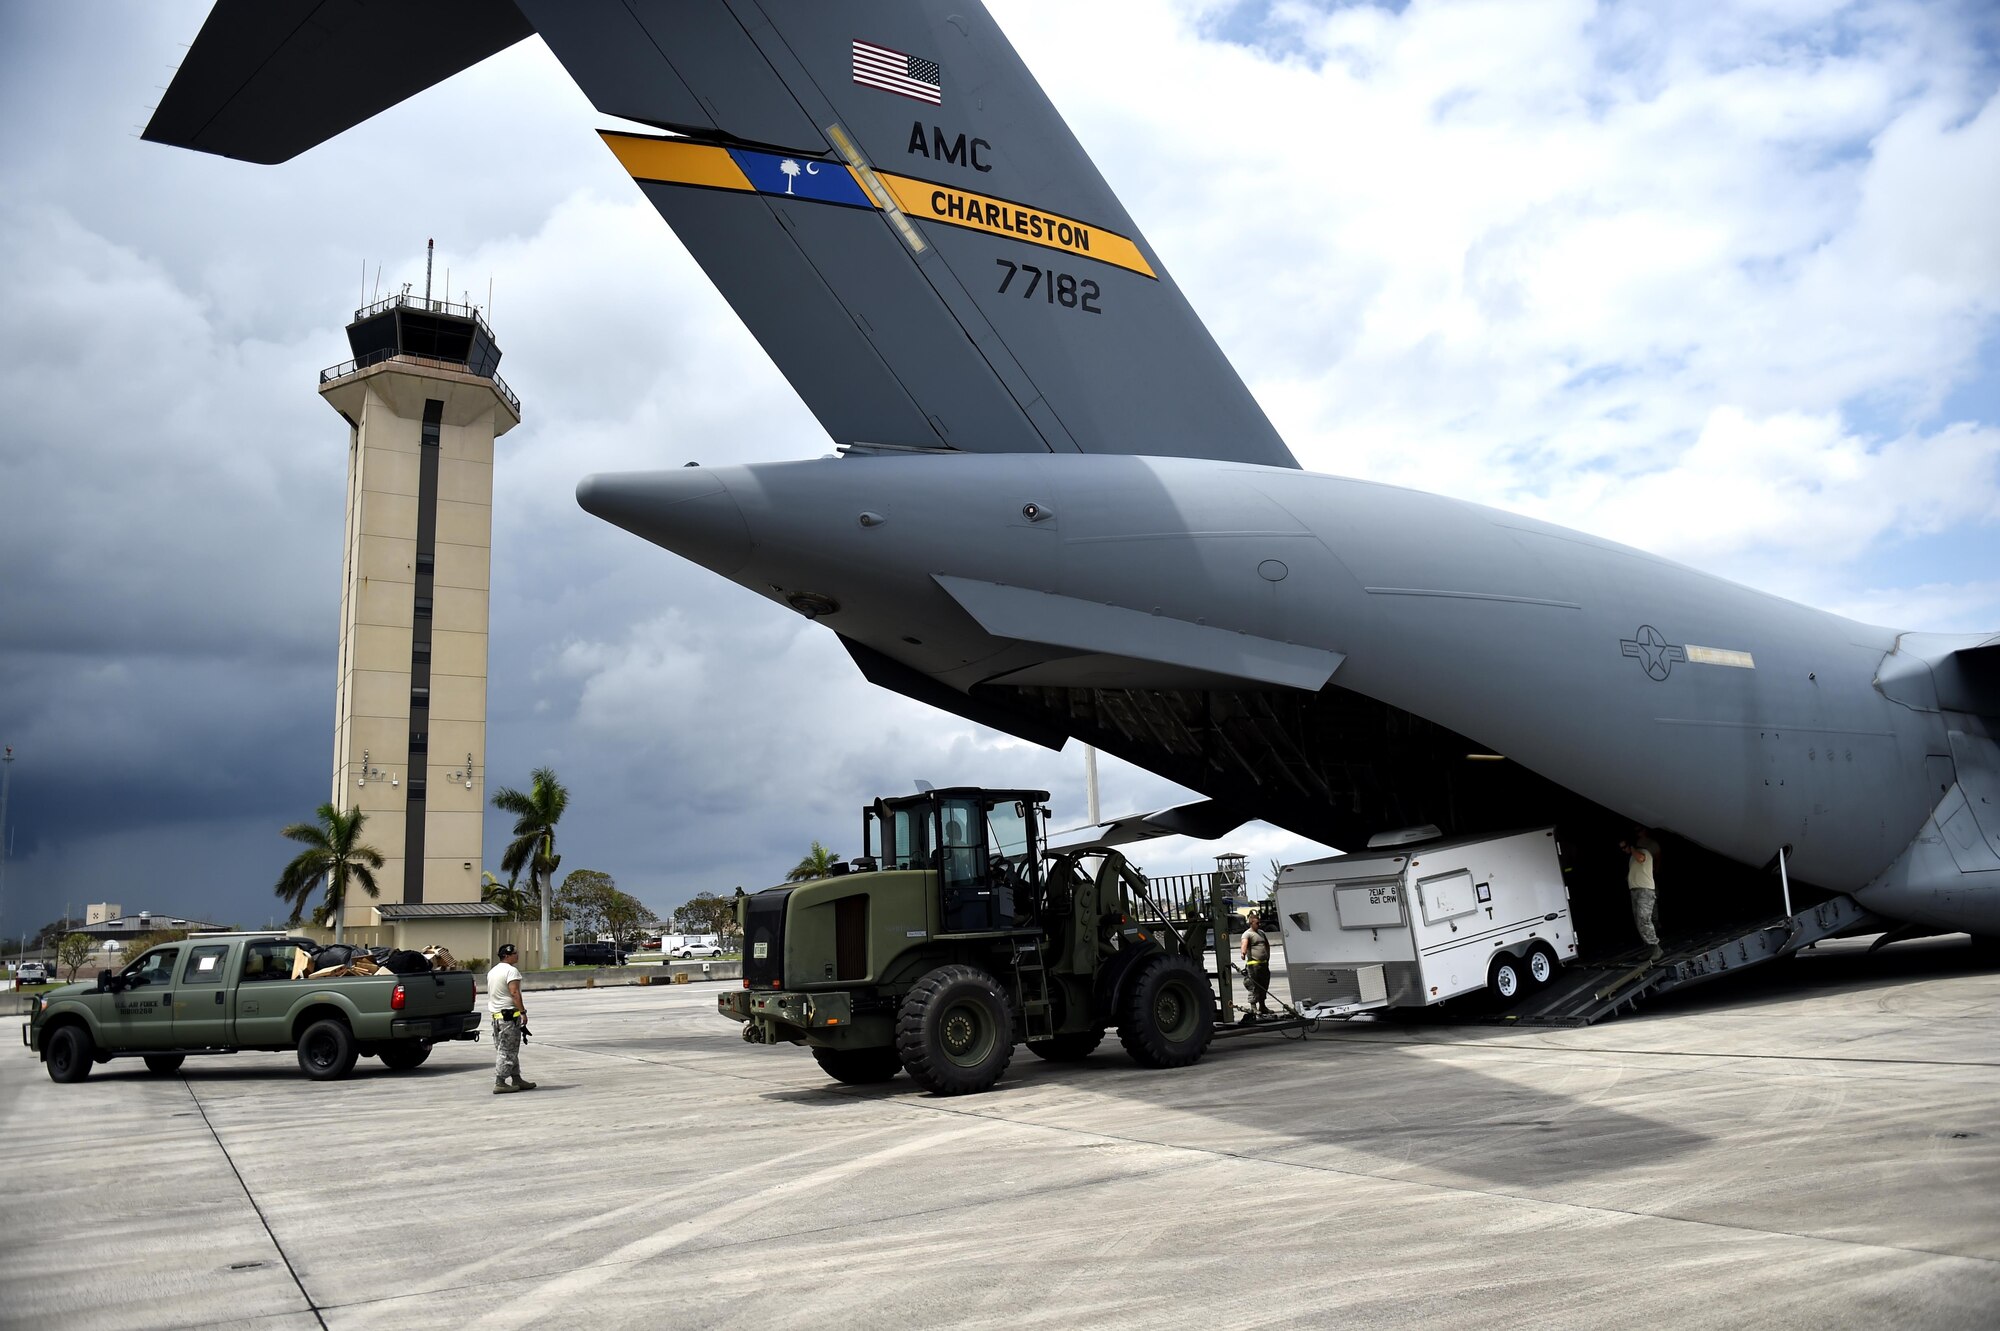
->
[424, 238, 434, 303]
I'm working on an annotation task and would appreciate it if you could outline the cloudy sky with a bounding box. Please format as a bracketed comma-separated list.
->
[1, 0, 1995, 939]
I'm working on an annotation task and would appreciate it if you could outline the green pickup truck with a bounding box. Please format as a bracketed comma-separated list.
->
[24, 933, 480, 1083]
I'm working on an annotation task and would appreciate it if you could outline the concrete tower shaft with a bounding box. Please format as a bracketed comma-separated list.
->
[319, 293, 519, 936]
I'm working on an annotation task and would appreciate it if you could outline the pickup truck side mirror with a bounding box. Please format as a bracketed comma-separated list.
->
[95, 969, 112, 992]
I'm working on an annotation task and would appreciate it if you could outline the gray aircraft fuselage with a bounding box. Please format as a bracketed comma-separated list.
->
[579, 452, 2000, 937]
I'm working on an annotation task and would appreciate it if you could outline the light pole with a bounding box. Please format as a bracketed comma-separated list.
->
[1, 746, 14, 965]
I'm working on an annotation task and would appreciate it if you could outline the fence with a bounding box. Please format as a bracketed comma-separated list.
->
[1131, 870, 1219, 924]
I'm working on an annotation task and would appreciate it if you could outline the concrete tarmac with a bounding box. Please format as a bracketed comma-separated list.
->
[3, 935, 1996, 1330]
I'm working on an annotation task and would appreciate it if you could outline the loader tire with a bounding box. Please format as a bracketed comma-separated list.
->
[1118, 954, 1215, 1069]
[895, 964, 1013, 1095]
[1026, 1031, 1103, 1062]
[812, 1045, 902, 1085]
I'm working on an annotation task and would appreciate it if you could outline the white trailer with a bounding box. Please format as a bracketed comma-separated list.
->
[1273, 827, 1576, 1016]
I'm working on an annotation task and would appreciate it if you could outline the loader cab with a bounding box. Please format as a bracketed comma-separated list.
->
[863, 788, 1050, 934]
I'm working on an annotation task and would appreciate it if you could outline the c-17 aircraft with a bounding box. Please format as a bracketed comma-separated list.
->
[145, 2, 1998, 980]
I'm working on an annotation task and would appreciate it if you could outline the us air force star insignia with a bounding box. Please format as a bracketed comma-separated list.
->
[1621, 625, 1686, 681]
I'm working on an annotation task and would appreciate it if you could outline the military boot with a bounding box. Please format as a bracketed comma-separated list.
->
[510, 1076, 539, 1091]
[494, 1080, 522, 1094]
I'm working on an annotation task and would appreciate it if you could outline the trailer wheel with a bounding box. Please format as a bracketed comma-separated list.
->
[143, 1054, 186, 1075]
[1118, 955, 1215, 1069]
[1489, 955, 1525, 1002]
[1026, 1031, 1104, 1062]
[1526, 944, 1558, 987]
[46, 1025, 95, 1084]
[297, 1018, 359, 1080]
[812, 1046, 903, 1085]
[895, 964, 1013, 1095]
[378, 1040, 432, 1071]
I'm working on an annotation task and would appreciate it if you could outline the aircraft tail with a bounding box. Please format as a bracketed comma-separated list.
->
[145, 1, 1297, 468]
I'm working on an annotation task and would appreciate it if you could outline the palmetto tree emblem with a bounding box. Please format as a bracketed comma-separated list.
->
[780, 158, 800, 193]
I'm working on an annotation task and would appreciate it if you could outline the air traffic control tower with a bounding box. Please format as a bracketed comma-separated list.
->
[317, 284, 520, 938]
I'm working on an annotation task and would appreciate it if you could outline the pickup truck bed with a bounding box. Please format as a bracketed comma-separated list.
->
[26, 934, 480, 1082]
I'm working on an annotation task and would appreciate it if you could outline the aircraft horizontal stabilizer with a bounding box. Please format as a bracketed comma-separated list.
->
[1048, 799, 1249, 853]
[142, 1, 532, 164]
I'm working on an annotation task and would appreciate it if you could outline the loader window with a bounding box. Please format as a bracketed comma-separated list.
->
[985, 799, 1031, 864]
[885, 805, 929, 871]
[939, 798, 986, 884]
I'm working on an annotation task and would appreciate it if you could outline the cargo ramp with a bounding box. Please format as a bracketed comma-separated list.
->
[1493, 894, 1879, 1026]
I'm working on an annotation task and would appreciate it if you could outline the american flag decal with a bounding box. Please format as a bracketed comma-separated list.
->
[852, 39, 942, 105]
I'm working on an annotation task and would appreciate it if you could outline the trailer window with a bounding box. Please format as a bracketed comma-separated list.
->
[1335, 880, 1405, 930]
[1417, 870, 1478, 925]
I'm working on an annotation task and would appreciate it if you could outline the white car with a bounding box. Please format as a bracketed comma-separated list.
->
[671, 941, 724, 959]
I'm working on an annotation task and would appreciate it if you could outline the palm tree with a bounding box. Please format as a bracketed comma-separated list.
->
[480, 870, 534, 921]
[786, 840, 839, 882]
[492, 766, 569, 962]
[275, 804, 385, 944]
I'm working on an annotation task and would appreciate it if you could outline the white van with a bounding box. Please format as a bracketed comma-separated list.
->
[1274, 827, 1576, 1015]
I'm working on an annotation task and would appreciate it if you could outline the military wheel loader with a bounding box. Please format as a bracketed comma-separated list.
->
[717, 787, 1222, 1095]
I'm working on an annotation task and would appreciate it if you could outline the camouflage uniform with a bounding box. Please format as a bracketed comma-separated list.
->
[1627, 835, 1662, 953]
[493, 1013, 523, 1084]
[1242, 917, 1272, 1013]
[486, 951, 535, 1092]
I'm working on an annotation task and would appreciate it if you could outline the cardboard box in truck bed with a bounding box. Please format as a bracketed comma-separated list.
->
[1274, 827, 1576, 1012]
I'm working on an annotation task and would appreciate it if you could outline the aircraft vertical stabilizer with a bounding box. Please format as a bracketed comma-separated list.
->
[524, 1, 1296, 466]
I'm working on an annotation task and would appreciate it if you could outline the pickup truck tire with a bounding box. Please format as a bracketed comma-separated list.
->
[298, 1018, 359, 1080]
[47, 1024, 95, 1083]
[1026, 1031, 1104, 1062]
[143, 1054, 186, 1075]
[1118, 954, 1215, 1069]
[812, 1046, 902, 1084]
[378, 1040, 432, 1071]
[896, 964, 1013, 1096]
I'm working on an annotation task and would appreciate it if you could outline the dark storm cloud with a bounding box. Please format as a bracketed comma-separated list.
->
[0, 4, 1204, 938]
